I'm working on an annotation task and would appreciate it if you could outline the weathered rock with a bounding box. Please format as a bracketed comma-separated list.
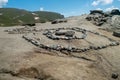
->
[111, 9, 120, 15]
[86, 9, 120, 27]
[65, 31, 75, 37]
[113, 31, 120, 37]
[55, 31, 65, 36]
[111, 73, 119, 79]
[43, 30, 50, 35]
[86, 10, 106, 26]
[51, 19, 67, 24]
[111, 15, 120, 31]
[90, 10, 104, 15]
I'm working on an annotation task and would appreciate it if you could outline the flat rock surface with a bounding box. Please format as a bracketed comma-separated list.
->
[0, 16, 120, 80]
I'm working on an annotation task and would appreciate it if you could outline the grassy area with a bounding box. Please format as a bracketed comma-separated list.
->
[34, 11, 64, 22]
[0, 8, 64, 26]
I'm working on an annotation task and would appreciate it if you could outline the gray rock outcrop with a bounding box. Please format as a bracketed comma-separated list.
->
[86, 9, 120, 26]
[111, 9, 120, 15]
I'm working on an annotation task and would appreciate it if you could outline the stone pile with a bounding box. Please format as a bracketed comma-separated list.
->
[86, 10, 108, 26]
[86, 9, 120, 26]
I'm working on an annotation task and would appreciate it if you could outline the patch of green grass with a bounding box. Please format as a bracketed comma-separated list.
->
[34, 11, 64, 22]
[0, 8, 64, 27]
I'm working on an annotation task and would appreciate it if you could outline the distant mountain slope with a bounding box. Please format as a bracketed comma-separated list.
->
[0, 8, 35, 26]
[0, 8, 64, 26]
[33, 11, 64, 23]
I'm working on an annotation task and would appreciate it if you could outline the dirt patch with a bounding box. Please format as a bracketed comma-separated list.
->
[17, 67, 39, 78]
[17, 67, 55, 80]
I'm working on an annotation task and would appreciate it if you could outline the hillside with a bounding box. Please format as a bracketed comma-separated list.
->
[33, 11, 64, 22]
[0, 8, 64, 26]
[0, 8, 35, 26]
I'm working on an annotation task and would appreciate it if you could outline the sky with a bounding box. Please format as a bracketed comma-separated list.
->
[0, 0, 120, 17]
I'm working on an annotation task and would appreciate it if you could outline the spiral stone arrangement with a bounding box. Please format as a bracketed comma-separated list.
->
[4, 26, 39, 34]
[43, 28, 87, 40]
[22, 27, 119, 53]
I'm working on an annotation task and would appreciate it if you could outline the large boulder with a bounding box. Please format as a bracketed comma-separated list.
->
[55, 31, 75, 37]
[113, 30, 120, 37]
[111, 15, 120, 30]
[90, 10, 104, 15]
[111, 9, 120, 15]
[55, 31, 65, 36]
[65, 31, 75, 37]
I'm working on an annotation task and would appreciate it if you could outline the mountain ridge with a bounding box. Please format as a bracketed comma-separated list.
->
[0, 8, 64, 26]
